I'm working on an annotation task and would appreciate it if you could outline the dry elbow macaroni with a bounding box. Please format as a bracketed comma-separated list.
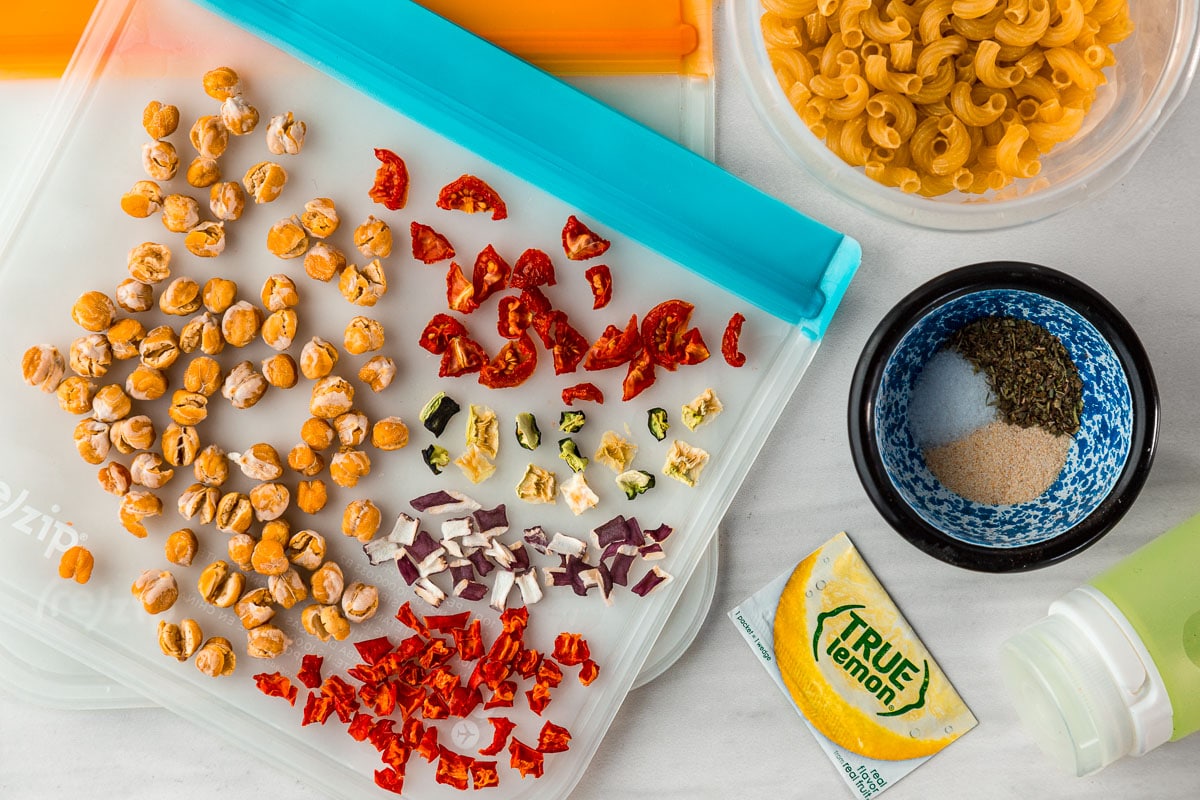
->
[762, 0, 1133, 196]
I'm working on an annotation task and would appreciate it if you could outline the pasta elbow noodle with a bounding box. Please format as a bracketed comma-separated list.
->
[994, 0, 1052, 47]
[950, 81, 1008, 125]
[975, 39, 1025, 87]
[827, 75, 872, 119]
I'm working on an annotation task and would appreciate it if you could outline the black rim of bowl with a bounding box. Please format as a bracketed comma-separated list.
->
[848, 261, 1159, 572]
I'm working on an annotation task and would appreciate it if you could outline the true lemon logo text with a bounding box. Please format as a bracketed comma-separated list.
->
[813, 604, 930, 716]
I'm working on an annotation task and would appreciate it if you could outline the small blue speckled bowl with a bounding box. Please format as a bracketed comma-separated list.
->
[849, 263, 1158, 572]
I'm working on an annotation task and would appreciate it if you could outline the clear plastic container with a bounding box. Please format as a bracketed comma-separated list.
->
[728, 0, 1200, 231]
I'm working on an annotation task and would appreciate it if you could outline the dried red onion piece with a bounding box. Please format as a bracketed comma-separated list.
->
[414, 576, 447, 606]
[416, 550, 449, 578]
[516, 571, 543, 605]
[363, 537, 404, 566]
[449, 558, 474, 584]
[509, 541, 531, 573]
[591, 515, 629, 549]
[410, 490, 481, 515]
[547, 532, 587, 560]
[608, 544, 639, 586]
[396, 553, 421, 585]
[644, 523, 674, 543]
[467, 549, 495, 577]
[387, 512, 420, 546]
[523, 526, 550, 554]
[630, 566, 672, 597]
[473, 505, 509, 537]
[489, 569, 516, 611]
[454, 579, 488, 601]
[441, 517, 474, 540]
[639, 542, 665, 561]
[407, 529, 442, 563]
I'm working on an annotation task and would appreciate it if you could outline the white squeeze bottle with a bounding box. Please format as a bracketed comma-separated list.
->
[998, 512, 1200, 775]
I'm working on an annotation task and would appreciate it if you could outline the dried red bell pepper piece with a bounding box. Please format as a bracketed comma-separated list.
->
[472, 244, 510, 303]
[562, 215, 611, 261]
[380, 737, 411, 769]
[496, 295, 532, 339]
[622, 347, 656, 401]
[550, 317, 589, 375]
[526, 680, 553, 715]
[453, 618, 485, 662]
[424, 610, 472, 632]
[253, 672, 298, 705]
[535, 658, 563, 689]
[354, 636, 394, 667]
[402, 716, 425, 747]
[585, 314, 640, 371]
[419, 637, 456, 670]
[369, 148, 409, 210]
[437, 174, 508, 219]
[417, 725, 440, 762]
[425, 665, 461, 700]
[396, 683, 426, 719]
[347, 712, 374, 741]
[510, 248, 556, 289]
[514, 648, 542, 679]
[536, 721, 572, 753]
[499, 606, 529, 633]
[439, 335, 487, 378]
[297, 654, 324, 689]
[578, 659, 601, 686]
[445, 261, 478, 314]
[484, 680, 517, 709]
[373, 767, 406, 794]
[479, 333, 538, 389]
[553, 633, 591, 666]
[478, 717, 517, 757]
[722, 312, 747, 367]
[448, 685, 483, 718]
[360, 682, 398, 717]
[508, 738, 546, 778]
[584, 264, 613, 309]
[410, 221, 455, 263]
[562, 382, 604, 406]
[322, 675, 361, 722]
[368, 718, 398, 751]
[436, 746, 473, 790]
[301, 691, 334, 726]
[422, 691, 451, 720]
[418, 313, 469, 355]
[470, 760, 500, 789]
[642, 298, 695, 370]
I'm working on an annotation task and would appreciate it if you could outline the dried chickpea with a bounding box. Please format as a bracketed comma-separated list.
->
[177, 483, 219, 524]
[183, 357, 222, 397]
[301, 416, 336, 451]
[265, 112, 306, 155]
[194, 636, 236, 677]
[343, 316, 384, 355]
[303, 242, 345, 282]
[142, 140, 179, 181]
[127, 242, 172, 284]
[214, 492, 254, 534]
[227, 532, 256, 571]
[250, 537, 288, 575]
[158, 619, 202, 662]
[220, 95, 259, 136]
[159, 277, 202, 316]
[106, 418, 151, 458]
[209, 181, 245, 221]
[299, 197, 338, 238]
[183, 221, 226, 258]
[310, 375, 354, 419]
[115, 278, 154, 312]
[189, 114, 228, 157]
[198, 560, 244, 607]
[131, 452, 174, 489]
[74, 419, 110, 464]
[106, 318, 146, 360]
[301, 604, 350, 642]
[71, 291, 117, 333]
[161, 194, 200, 233]
[92, 384, 132, 423]
[142, 101, 180, 139]
[57, 376, 97, 414]
[126, 365, 168, 402]
[371, 416, 409, 451]
[202, 277, 237, 314]
[353, 216, 392, 258]
[260, 273, 299, 311]
[58, 546, 94, 584]
[358, 356, 396, 393]
[232, 588, 274, 630]
[231, 444, 283, 480]
[119, 490, 162, 538]
[109, 416, 155, 456]
[261, 353, 298, 389]
[287, 443, 324, 476]
[179, 312, 224, 355]
[243, 161, 287, 204]
[193, 444, 228, 486]
[164, 528, 199, 566]
[286, 530, 325, 570]
[203, 67, 242, 100]
[250, 482, 289, 521]
[341, 499, 381, 543]
[310, 561, 344, 605]
[261, 519, 290, 545]
[299, 337, 339, 380]
[161, 422, 200, 467]
[296, 479, 328, 514]
[341, 582, 379, 623]
[268, 568, 307, 609]
[221, 301, 262, 348]
[120, 181, 163, 218]
[168, 389, 208, 426]
[261, 308, 297, 351]
[69, 334, 112, 378]
[97, 461, 132, 496]
[329, 449, 371, 488]
[22, 344, 65, 391]
[139, 325, 180, 370]
[338, 258, 387, 306]
[266, 216, 309, 259]
[334, 410, 369, 448]
[131, 569, 178, 614]
[186, 156, 221, 188]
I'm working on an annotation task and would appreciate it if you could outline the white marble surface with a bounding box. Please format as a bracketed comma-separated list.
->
[4, 6, 1200, 799]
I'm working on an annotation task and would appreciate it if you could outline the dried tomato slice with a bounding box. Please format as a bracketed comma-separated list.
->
[536, 721, 572, 753]
[585, 264, 612, 309]
[418, 313, 469, 355]
[562, 215, 611, 261]
[479, 333, 538, 389]
[508, 738, 545, 778]
[471, 244, 510, 303]
[445, 262, 478, 314]
[510, 248, 556, 289]
[438, 336, 487, 378]
[678, 327, 710, 366]
[410, 221, 455, 263]
[550, 318, 589, 375]
[642, 299, 694, 370]
[584, 314, 640, 371]
[496, 295, 532, 339]
[722, 312, 747, 367]
[369, 148, 409, 210]
[531, 309, 564, 350]
[521, 286, 552, 317]
[373, 767, 406, 794]
[622, 347, 656, 401]
[436, 174, 508, 220]
[562, 382, 604, 405]
[253, 672, 298, 705]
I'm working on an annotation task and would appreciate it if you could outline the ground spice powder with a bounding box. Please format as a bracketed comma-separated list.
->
[923, 420, 1072, 505]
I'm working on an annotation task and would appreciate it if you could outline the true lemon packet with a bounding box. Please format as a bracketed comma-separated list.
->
[729, 532, 976, 799]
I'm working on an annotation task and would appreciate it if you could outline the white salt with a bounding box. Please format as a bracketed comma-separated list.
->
[908, 349, 996, 448]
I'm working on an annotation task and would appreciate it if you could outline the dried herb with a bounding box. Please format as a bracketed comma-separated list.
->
[948, 316, 1083, 436]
